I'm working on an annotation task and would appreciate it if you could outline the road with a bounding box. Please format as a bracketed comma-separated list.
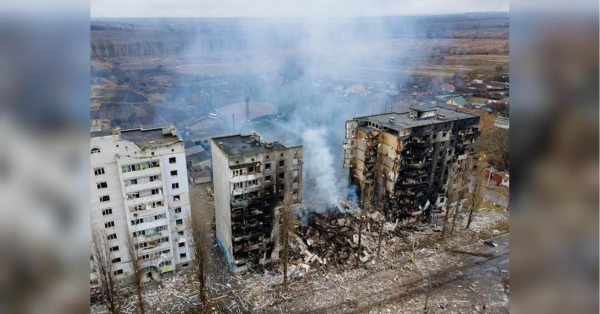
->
[485, 189, 509, 208]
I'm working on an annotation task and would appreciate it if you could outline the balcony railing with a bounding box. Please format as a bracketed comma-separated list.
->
[122, 166, 161, 180]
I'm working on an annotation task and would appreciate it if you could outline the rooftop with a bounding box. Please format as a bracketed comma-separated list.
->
[355, 105, 478, 130]
[216, 101, 278, 122]
[212, 134, 287, 157]
[91, 126, 182, 147]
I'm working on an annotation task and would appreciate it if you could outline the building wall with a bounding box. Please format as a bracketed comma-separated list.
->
[210, 140, 234, 270]
[211, 138, 303, 272]
[90, 131, 192, 285]
[343, 115, 480, 222]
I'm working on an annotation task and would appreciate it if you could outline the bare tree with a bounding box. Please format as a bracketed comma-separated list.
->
[440, 164, 460, 242]
[466, 168, 487, 229]
[186, 212, 212, 308]
[280, 206, 296, 291]
[450, 158, 471, 234]
[125, 231, 145, 314]
[91, 226, 120, 314]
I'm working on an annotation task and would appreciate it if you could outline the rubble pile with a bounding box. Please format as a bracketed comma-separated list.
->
[287, 204, 412, 274]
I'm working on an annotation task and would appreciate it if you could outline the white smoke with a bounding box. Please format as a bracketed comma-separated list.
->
[301, 127, 342, 208]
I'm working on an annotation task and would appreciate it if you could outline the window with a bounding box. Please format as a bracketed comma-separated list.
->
[248, 166, 255, 173]
[278, 173, 284, 180]
[170, 170, 178, 176]
[99, 195, 110, 202]
[265, 175, 272, 182]
[107, 234, 117, 240]
[149, 175, 159, 182]
[102, 208, 112, 216]
[151, 188, 160, 195]
[113, 269, 123, 275]
[178, 242, 185, 248]
[293, 158, 299, 165]
[154, 214, 166, 220]
[91, 148, 101, 154]
[111, 257, 121, 264]
[172, 183, 179, 189]
[265, 163, 271, 170]
[129, 192, 140, 199]
[292, 170, 299, 178]
[278, 184, 284, 192]
[178, 231, 184, 236]
[109, 246, 119, 252]
[96, 182, 107, 189]
[169, 157, 176, 164]
[105, 221, 114, 228]
[130, 179, 138, 185]
[182, 263, 189, 267]
[94, 167, 105, 176]
[176, 219, 183, 226]
[179, 253, 187, 259]
[279, 160, 285, 167]
[292, 182, 299, 189]
[173, 195, 180, 201]
[280, 153, 284, 157]
[174, 207, 181, 213]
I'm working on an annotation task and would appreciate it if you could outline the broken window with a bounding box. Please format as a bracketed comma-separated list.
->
[292, 182, 299, 189]
[171, 170, 178, 176]
[111, 257, 121, 264]
[278, 173, 284, 180]
[176, 219, 183, 226]
[248, 166, 255, 173]
[151, 188, 160, 195]
[149, 175, 159, 182]
[109, 246, 119, 252]
[180, 253, 187, 259]
[91, 148, 101, 154]
[292, 170, 299, 178]
[293, 194, 298, 201]
[94, 167, 105, 176]
[107, 233, 117, 240]
[96, 182, 107, 189]
[178, 231, 184, 236]
[113, 269, 123, 275]
[292, 158, 299, 165]
[130, 179, 138, 185]
[178, 242, 185, 248]
[174, 207, 181, 213]
[278, 184, 285, 192]
[154, 214, 166, 220]
[265, 163, 271, 170]
[102, 208, 112, 216]
[172, 183, 179, 189]
[265, 175, 272, 182]
[169, 157, 176, 164]
[279, 160, 285, 167]
[99, 195, 110, 202]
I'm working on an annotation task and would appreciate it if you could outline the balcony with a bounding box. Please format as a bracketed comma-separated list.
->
[404, 141, 430, 148]
[124, 180, 163, 194]
[122, 166, 161, 181]
[127, 193, 165, 207]
[231, 199, 248, 208]
[404, 161, 431, 169]
[141, 240, 171, 252]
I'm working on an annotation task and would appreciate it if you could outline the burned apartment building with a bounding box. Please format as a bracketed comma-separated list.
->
[90, 125, 193, 286]
[343, 105, 480, 222]
[211, 131, 303, 272]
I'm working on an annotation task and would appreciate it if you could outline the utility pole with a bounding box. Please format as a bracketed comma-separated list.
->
[486, 165, 495, 187]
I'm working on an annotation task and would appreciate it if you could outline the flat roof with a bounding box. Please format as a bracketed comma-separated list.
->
[92, 127, 182, 147]
[212, 134, 287, 157]
[215, 102, 278, 121]
[356, 106, 478, 130]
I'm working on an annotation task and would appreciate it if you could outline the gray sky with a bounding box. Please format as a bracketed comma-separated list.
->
[91, 0, 508, 18]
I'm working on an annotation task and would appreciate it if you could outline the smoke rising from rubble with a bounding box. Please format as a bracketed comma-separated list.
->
[301, 128, 342, 209]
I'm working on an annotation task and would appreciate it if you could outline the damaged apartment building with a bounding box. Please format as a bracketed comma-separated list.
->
[211, 132, 303, 272]
[343, 105, 480, 222]
[90, 125, 193, 286]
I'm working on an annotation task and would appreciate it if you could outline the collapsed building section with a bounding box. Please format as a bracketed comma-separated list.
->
[211, 131, 303, 272]
[343, 105, 480, 222]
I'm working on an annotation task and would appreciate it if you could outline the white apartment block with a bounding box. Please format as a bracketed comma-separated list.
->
[90, 125, 192, 285]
